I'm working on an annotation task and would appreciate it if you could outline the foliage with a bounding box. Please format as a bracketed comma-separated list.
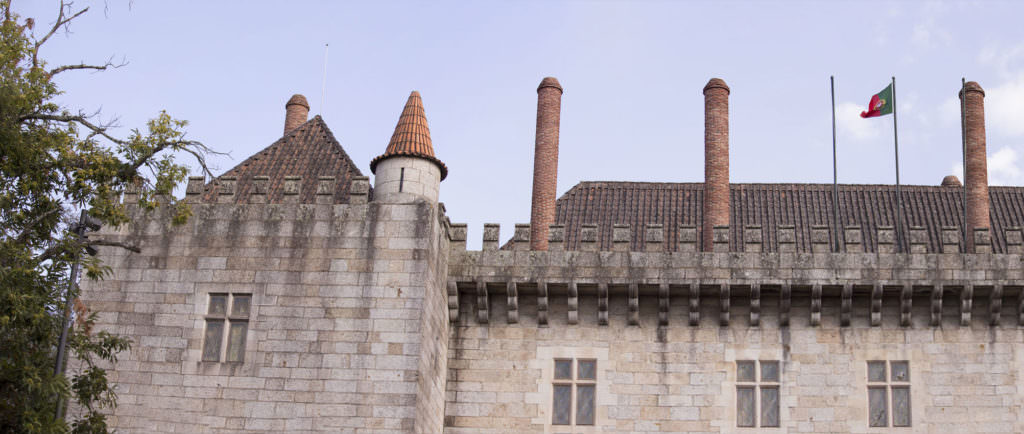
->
[0, 1, 212, 432]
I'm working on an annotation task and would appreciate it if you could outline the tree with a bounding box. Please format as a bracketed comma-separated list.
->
[0, 1, 215, 432]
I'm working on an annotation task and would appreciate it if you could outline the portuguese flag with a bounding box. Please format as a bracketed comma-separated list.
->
[860, 84, 894, 118]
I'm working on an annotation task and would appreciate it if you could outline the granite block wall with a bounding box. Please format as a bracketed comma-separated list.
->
[445, 292, 1024, 433]
[74, 196, 450, 433]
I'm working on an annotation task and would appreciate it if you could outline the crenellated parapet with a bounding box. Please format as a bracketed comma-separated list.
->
[446, 222, 1024, 328]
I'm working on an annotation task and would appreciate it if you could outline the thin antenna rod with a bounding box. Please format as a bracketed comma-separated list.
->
[321, 43, 329, 115]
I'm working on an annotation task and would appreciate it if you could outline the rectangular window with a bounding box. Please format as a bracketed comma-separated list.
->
[552, 359, 597, 426]
[736, 360, 780, 428]
[867, 361, 911, 427]
[203, 293, 251, 363]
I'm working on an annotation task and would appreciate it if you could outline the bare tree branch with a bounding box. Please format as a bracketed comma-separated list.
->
[18, 111, 223, 184]
[19, 112, 128, 145]
[33, 1, 89, 69]
[49, 55, 126, 77]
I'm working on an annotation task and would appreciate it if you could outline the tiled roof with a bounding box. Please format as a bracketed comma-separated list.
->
[553, 181, 1024, 253]
[369, 91, 448, 180]
[201, 115, 366, 204]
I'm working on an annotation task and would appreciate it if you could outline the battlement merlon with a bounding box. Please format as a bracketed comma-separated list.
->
[446, 222, 1024, 327]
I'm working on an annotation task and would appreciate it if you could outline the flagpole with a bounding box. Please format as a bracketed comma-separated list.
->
[892, 76, 903, 253]
[960, 78, 968, 252]
[831, 76, 839, 252]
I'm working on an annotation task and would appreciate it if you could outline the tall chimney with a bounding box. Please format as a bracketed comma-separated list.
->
[529, 77, 563, 250]
[961, 81, 989, 251]
[284, 94, 310, 134]
[703, 78, 730, 251]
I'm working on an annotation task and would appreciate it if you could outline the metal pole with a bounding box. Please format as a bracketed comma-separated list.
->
[54, 210, 86, 421]
[321, 43, 329, 115]
[960, 78, 968, 252]
[831, 76, 840, 252]
[892, 76, 903, 253]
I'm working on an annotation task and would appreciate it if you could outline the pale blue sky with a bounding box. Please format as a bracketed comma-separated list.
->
[21, 1, 1024, 247]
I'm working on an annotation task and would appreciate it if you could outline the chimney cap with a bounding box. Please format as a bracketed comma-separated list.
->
[703, 78, 730, 95]
[941, 175, 962, 187]
[959, 81, 985, 98]
[538, 77, 563, 93]
[287, 94, 310, 109]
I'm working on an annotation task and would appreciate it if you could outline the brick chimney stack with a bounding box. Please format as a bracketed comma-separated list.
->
[529, 77, 563, 250]
[284, 94, 310, 134]
[960, 81, 989, 252]
[703, 78, 730, 251]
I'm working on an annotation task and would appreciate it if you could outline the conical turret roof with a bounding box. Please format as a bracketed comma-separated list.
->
[370, 91, 448, 180]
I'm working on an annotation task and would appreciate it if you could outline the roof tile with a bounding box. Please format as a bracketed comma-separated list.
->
[200, 116, 366, 204]
[550, 181, 1024, 253]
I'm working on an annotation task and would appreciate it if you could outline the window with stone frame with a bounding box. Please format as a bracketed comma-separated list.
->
[552, 358, 596, 426]
[201, 293, 251, 362]
[736, 360, 780, 428]
[868, 360, 911, 427]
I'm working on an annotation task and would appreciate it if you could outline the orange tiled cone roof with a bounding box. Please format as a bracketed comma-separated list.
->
[370, 91, 448, 180]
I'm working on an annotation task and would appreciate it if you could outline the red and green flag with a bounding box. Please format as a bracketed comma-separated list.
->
[860, 84, 894, 118]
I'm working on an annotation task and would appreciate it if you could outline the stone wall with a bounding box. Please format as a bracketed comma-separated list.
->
[444, 222, 1024, 432]
[74, 189, 451, 433]
[445, 292, 1024, 433]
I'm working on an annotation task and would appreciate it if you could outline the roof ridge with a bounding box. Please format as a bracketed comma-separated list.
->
[568, 180, 1024, 189]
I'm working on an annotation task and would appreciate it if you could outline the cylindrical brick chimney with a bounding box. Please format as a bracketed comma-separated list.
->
[529, 77, 563, 250]
[703, 78, 730, 251]
[284, 94, 310, 134]
[960, 81, 989, 251]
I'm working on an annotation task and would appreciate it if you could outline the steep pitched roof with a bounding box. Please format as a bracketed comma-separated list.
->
[201, 115, 366, 204]
[552, 181, 1024, 253]
[369, 91, 448, 180]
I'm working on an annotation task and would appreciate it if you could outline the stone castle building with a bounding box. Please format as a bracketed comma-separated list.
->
[78, 78, 1024, 433]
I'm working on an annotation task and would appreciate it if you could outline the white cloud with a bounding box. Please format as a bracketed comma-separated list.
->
[836, 102, 883, 141]
[979, 42, 1024, 79]
[909, 3, 951, 49]
[950, 146, 1024, 186]
[988, 146, 1023, 186]
[938, 96, 960, 124]
[985, 73, 1024, 137]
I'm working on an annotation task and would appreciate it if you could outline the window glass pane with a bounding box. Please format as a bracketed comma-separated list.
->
[552, 385, 571, 425]
[578, 360, 596, 381]
[868, 387, 888, 427]
[867, 361, 886, 382]
[208, 295, 227, 315]
[202, 320, 224, 362]
[231, 295, 251, 317]
[761, 387, 780, 427]
[576, 385, 595, 425]
[760, 361, 779, 382]
[891, 361, 909, 382]
[554, 360, 572, 380]
[737, 387, 755, 427]
[892, 387, 911, 427]
[737, 361, 755, 382]
[226, 321, 248, 362]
